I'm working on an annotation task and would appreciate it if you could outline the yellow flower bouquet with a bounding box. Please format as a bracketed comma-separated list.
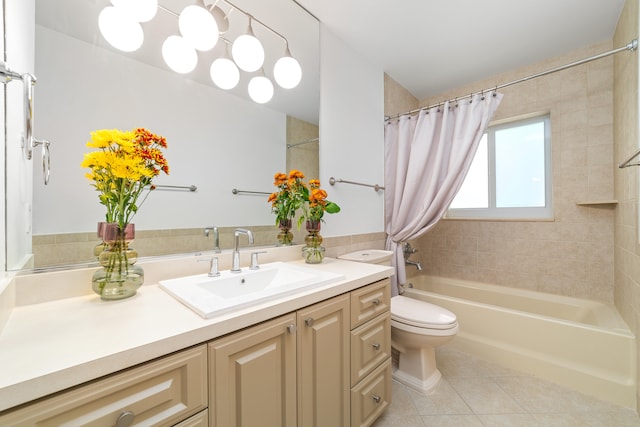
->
[81, 127, 169, 300]
[82, 128, 169, 229]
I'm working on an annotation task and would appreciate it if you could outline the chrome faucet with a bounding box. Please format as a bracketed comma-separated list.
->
[231, 228, 254, 272]
[403, 242, 423, 271]
[204, 226, 221, 253]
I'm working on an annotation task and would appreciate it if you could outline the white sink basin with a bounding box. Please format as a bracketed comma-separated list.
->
[159, 262, 345, 319]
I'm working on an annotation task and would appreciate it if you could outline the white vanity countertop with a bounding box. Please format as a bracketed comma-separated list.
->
[0, 256, 393, 412]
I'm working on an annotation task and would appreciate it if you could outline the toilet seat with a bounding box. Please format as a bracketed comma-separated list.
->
[391, 295, 457, 330]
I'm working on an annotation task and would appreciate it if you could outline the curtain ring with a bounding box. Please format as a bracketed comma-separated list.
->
[481, 89, 485, 100]
[469, 93, 473, 104]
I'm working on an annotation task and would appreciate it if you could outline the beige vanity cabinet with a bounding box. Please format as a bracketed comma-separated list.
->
[208, 313, 298, 427]
[0, 277, 392, 427]
[0, 345, 208, 426]
[297, 294, 350, 427]
[208, 280, 391, 427]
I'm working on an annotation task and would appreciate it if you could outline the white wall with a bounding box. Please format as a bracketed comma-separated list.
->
[5, 0, 34, 270]
[33, 27, 285, 234]
[318, 26, 385, 237]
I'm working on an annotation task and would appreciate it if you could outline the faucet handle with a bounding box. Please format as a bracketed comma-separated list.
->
[250, 251, 267, 270]
[198, 257, 220, 277]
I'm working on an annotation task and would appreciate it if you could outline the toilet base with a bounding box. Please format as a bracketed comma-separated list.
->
[392, 364, 442, 394]
[392, 345, 443, 394]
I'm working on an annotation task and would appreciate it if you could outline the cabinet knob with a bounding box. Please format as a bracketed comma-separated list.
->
[372, 394, 382, 404]
[372, 298, 381, 306]
[305, 318, 314, 327]
[115, 411, 135, 427]
[372, 343, 381, 351]
[287, 324, 296, 334]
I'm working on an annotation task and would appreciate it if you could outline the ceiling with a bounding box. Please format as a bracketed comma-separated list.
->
[296, 0, 627, 100]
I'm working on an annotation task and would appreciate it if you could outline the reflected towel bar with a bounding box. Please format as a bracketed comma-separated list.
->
[329, 177, 384, 192]
[232, 188, 272, 196]
[287, 137, 319, 149]
[619, 148, 640, 168]
[154, 184, 197, 191]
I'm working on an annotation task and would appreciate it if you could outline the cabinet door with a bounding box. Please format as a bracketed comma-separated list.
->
[209, 313, 297, 427]
[297, 294, 350, 427]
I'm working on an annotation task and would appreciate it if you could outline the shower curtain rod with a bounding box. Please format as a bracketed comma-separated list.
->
[386, 38, 638, 121]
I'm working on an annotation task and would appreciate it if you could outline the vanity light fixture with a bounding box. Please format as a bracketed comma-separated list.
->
[97, 0, 302, 103]
[231, 17, 265, 73]
[98, 6, 144, 52]
[248, 69, 274, 104]
[178, 1, 219, 52]
[162, 35, 198, 74]
[210, 44, 240, 89]
[273, 45, 302, 89]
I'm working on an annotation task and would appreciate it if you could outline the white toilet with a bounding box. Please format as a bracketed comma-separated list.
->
[390, 295, 458, 393]
[338, 250, 458, 394]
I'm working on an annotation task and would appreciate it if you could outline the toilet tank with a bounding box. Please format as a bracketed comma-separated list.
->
[338, 250, 393, 266]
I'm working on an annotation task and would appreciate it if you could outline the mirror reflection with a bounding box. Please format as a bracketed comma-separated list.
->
[9, 0, 319, 271]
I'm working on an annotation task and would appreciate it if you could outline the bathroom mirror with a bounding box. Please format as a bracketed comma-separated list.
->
[7, 0, 319, 271]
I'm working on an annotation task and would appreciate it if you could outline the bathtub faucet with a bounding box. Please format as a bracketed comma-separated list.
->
[403, 242, 423, 270]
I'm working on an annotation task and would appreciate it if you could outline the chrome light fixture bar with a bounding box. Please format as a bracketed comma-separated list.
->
[98, 0, 302, 104]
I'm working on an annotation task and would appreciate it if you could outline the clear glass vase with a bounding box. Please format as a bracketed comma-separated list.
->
[277, 218, 294, 246]
[302, 220, 325, 264]
[92, 223, 144, 300]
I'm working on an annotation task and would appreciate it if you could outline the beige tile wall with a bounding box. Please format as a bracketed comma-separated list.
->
[32, 224, 387, 269]
[387, 40, 617, 303]
[613, 0, 640, 411]
[286, 116, 319, 179]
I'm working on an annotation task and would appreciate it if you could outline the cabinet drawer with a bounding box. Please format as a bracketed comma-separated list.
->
[351, 312, 391, 387]
[350, 279, 390, 328]
[350, 358, 392, 427]
[0, 345, 208, 427]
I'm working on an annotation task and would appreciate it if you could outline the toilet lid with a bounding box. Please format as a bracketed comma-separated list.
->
[391, 295, 457, 330]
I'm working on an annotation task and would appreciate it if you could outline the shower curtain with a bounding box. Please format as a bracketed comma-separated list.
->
[384, 93, 503, 295]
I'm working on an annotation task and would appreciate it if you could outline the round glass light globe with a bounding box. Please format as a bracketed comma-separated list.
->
[232, 34, 264, 72]
[248, 75, 274, 104]
[178, 5, 219, 52]
[99, 7, 143, 52]
[110, 0, 157, 23]
[273, 56, 302, 89]
[162, 35, 198, 74]
[210, 58, 240, 90]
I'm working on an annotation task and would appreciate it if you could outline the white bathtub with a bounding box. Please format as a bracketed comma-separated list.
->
[402, 275, 636, 408]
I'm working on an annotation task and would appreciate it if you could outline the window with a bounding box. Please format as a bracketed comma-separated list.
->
[447, 115, 552, 219]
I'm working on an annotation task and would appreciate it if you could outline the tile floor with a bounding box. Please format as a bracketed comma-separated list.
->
[372, 346, 640, 427]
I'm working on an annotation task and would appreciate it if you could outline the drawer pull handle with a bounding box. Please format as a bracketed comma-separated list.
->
[287, 324, 296, 334]
[305, 318, 314, 327]
[116, 411, 135, 427]
[372, 298, 381, 306]
[372, 343, 381, 350]
[372, 394, 382, 404]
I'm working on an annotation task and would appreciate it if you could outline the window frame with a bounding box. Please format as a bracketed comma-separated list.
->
[446, 114, 553, 220]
